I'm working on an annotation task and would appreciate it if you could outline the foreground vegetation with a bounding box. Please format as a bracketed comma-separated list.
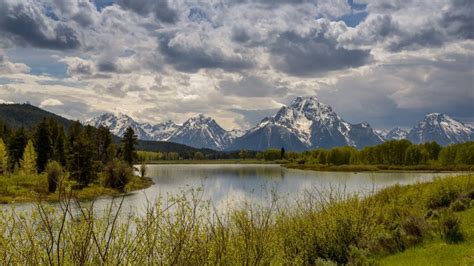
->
[0, 119, 152, 203]
[0, 174, 472, 264]
[380, 206, 474, 265]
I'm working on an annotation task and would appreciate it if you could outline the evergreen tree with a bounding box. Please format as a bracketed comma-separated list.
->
[0, 120, 10, 142]
[34, 119, 53, 172]
[20, 140, 37, 175]
[0, 138, 8, 175]
[53, 125, 66, 166]
[95, 126, 112, 164]
[7, 128, 27, 171]
[68, 132, 95, 186]
[122, 127, 137, 166]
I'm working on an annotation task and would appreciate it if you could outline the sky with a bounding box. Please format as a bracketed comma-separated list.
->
[0, 0, 472, 130]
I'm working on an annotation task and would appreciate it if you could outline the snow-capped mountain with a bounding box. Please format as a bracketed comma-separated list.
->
[407, 113, 474, 146]
[85, 113, 152, 140]
[382, 127, 408, 140]
[86, 112, 237, 150]
[229, 96, 383, 151]
[142, 120, 180, 141]
[86, 103, 473, 152]
[167, 114, 233, 150]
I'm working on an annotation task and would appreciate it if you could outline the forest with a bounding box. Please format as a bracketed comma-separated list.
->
[0, 118, 151, 203]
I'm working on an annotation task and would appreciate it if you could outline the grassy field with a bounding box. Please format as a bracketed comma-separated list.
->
[0, 172, 153, 203]
[380, 207, 474, 265]
[0, 174, 473, 264]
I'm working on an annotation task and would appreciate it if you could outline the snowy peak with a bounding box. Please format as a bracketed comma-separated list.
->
[384, 127, 408, 140]
[232, 96, 383, 151]
[85, 112, 151, 140]
[168, 114, 231, 150]
[407, 113, 473, 145]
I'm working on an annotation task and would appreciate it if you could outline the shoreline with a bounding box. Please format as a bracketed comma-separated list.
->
[0, 176, 154, 204]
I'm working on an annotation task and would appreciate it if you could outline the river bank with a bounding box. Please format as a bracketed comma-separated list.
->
[1, 172, 472, 264]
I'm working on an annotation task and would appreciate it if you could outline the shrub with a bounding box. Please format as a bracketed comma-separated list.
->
[425, 182, 462, 209]
[450, 198, 470, 212]
[437, 210, 464, 244]
[45, 161, 63, 193]
[401, 215, 430, 245]
[139, 163, 147, 178]
[102, 159, 132, 191]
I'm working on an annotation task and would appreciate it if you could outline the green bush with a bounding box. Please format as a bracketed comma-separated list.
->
[437, 210, 464, 244]
[101, 159, 132, 191]
[45, 161, 63, 193]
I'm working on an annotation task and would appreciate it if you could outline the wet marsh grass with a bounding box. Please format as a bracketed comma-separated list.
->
[0, 174, 472, 265]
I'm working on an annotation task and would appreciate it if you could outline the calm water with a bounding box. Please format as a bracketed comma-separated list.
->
[7, 164, 462, 215]
[94, 164, 458, 214]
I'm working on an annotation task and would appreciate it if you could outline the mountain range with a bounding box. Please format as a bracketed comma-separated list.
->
[86, 96, 474, 151]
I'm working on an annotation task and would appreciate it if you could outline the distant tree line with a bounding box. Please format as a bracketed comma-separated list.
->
[136, 140, 474, 167]
[0, 119, 139, 192]
[284, 140, 473, 166]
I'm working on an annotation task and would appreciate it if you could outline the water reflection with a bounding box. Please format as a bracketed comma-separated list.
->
[5, 164, 461, 216]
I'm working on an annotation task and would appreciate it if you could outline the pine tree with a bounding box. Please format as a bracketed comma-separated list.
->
[20, 140, 37, 175]
[68, 133, 95, 186]
[122, 127, 137, 166]
[35, 119, 53, 173]
[7, 128, 27, 171]
[53, 126, 66, 166]
[0, 138, 8, 175]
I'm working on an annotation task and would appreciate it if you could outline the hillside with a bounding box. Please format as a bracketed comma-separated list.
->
[0, 103, 215, 154]
[0, 103, 75, 129]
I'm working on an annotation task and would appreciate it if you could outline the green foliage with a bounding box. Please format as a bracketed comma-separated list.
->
[263, 149, 281, 161]
[0, 138, 8, 175]
[239, 149, 249, 160]
[20, 140, 37, 175]
[45, 160, 63, 193]
[194, 151, 205, 160]
[121, 127, 137, 166]
[67, 131, 95, 187]
[0, 174, 472, 264]
[34, 119, 53, 173]
[137, 151, 163, 161]
[404, 144, 429, 165]
[437, 210, 464, 243]
[7, 128, 27, 171]
[102, 159, 132, 191]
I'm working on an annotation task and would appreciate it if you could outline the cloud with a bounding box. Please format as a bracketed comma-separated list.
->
[0, 0, 81, 50]
[219, 75, 288, 98]
[158, 30, 255, 73]
[0, 0, 471, 130]
[440, 0, 474, 40]
[269, 21, 372, 76]
[118, 0, 179, 24]
[40, 98, 63, 107]
[0, 51, 30, 74]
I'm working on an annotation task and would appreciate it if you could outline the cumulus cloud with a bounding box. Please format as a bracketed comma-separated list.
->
[118, 0, 179, 24]
[269, 22, 372, 76]
[40, 98, 63, 107]
[0, 0, 81, 50]
[0, 51, 30, 74]
[0, 0, 471, 129]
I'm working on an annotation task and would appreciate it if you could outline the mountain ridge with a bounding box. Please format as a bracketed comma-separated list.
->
[85, 98, 474, 151]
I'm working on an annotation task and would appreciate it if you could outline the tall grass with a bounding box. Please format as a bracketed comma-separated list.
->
[0, 174, 472, 264]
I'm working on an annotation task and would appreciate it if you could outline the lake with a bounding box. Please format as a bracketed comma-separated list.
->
[87, 164, 460, 214]
[6, 164, 462, 215]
